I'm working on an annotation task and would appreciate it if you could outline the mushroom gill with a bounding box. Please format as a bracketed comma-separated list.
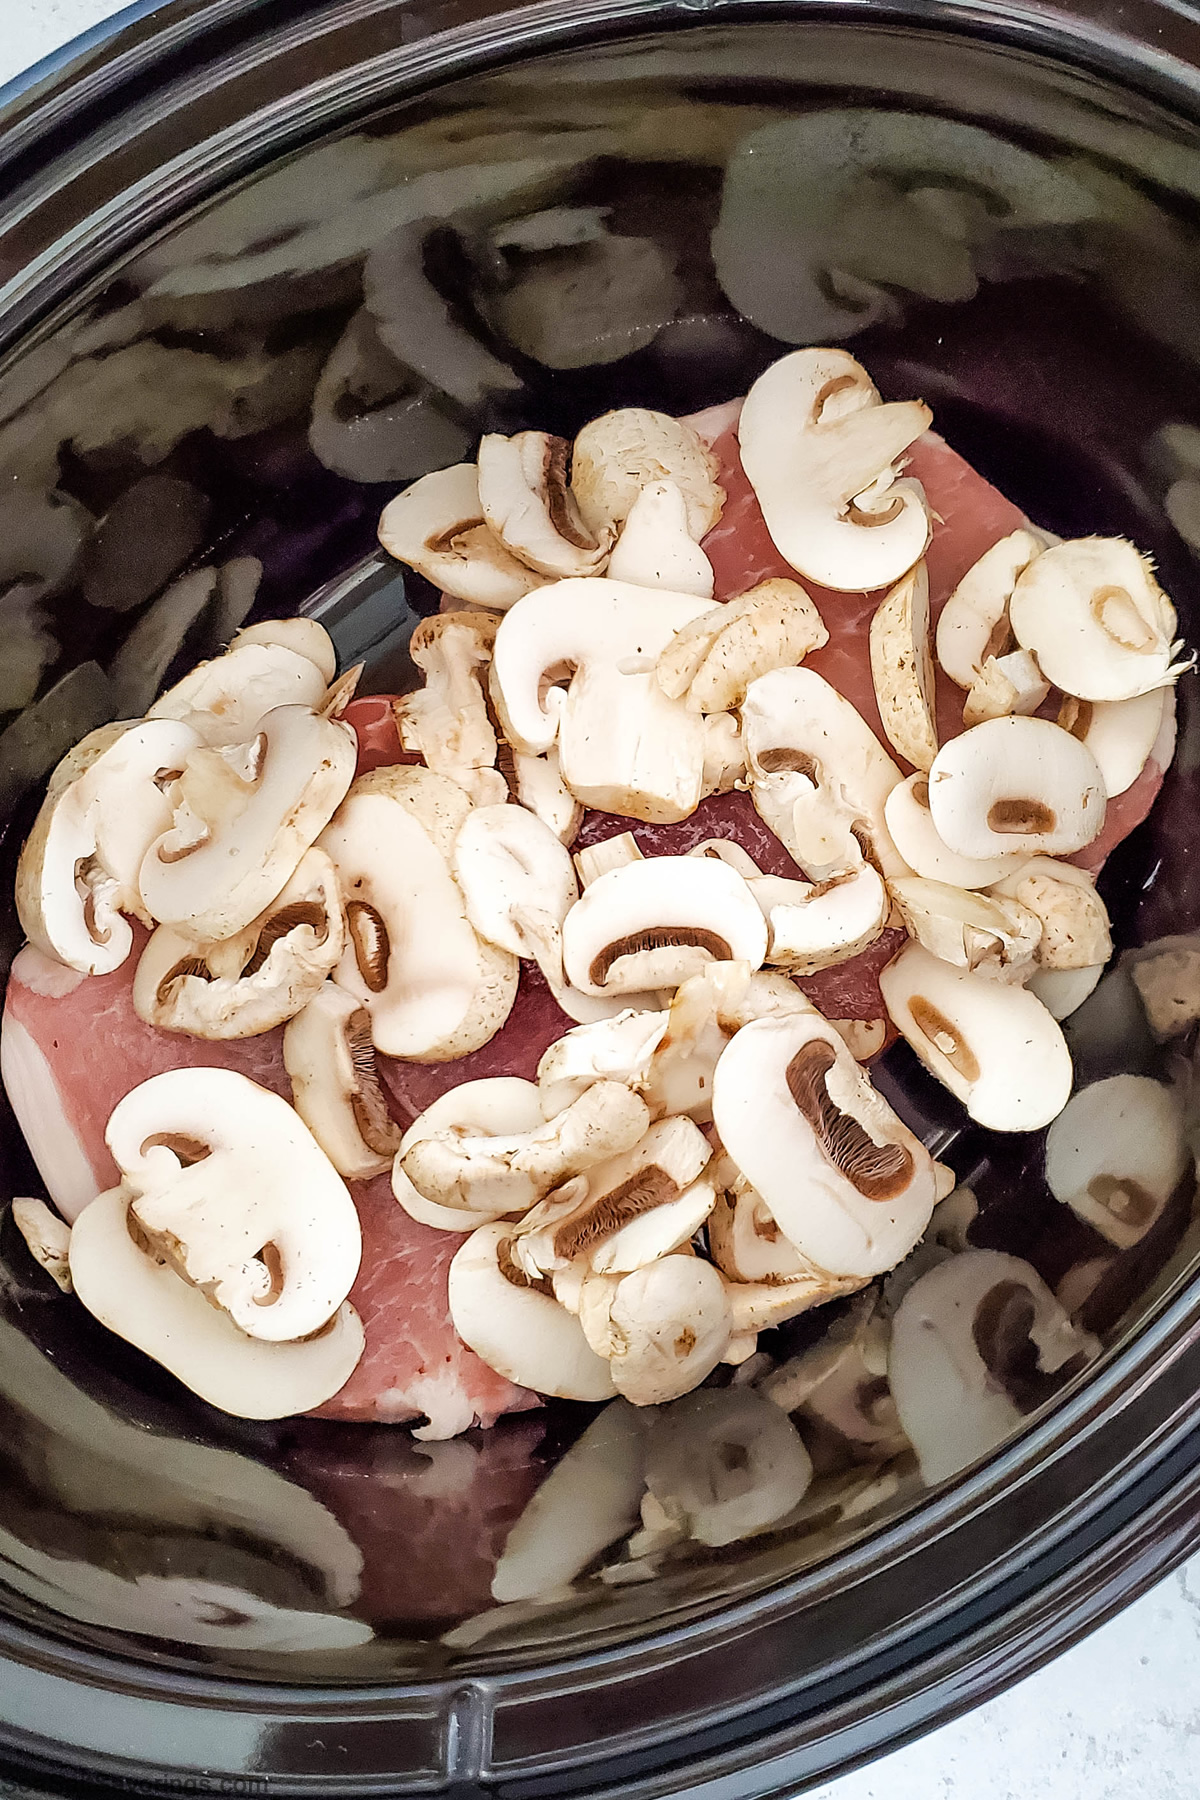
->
[590, 926, 732, 988]
[785, 1040, 912, 1201]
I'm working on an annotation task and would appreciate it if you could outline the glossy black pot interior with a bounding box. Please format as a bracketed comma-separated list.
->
[3, 2, 1200, 1795]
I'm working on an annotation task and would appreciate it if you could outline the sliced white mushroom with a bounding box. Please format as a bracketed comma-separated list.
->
[1044, 1074, 1188, 1248]
[318, 764, 518, 1060]
[701, 712, 747, 798]
[561, 855, 768, 996]
[741, 666, 907, 880]
[229, 618, 337, 686]
[887, 876, 1041, 980]
[870, 561, 937, 770]
[509, 744, 583, 846]
[490, 578, 711, 823]
[491, 1401, 647, 1602]
[448, 1221, 616, 1402]
[753, 865, 889, 975]
[888, 1249, 1099, 1484]
[378, 464, 549, 610]
[926, 715, 1106, 859]
[884, 772, 1026, 889]
[1124, 935, 1200, 1041]
[283, 982, 402, 1180]
[879, 941, 1072, 1130]
[398, 1079, 650, 1220]
[148, 642, 330, 748]
[536, 1008, 670, 1118]
[140, 705, 357, 944]
[1028, 962, 1105, 1021]
[737, 348, 931, 592]
[935, 529, 1045, 688]
[643, 961, 819, 1124]
[643, 1387, 813, 1546]
[606, 481, 714, 598]
[391, 1077, 548, 1231]
[395, 612, 507, 807]
[962, 648, 1050, 728]
[104, 1067, 361, 1342]
[132, 849, 345, 1038]
[1057, 688, 1171, 798]
[11, 1196, 73, 1292]
[708, 1182, 853, 1296]
[451, 801, 577, 978]
[574, 831, 645, 888]
[477, 431, 609, 578]
[571, 408, 724, 543]
[656, 578, 829, 713]
[828, 1017, 888, 1060]
[988, 857, 1112, 972]
[16, 717, 201, 976]
[577, 1252, 733, 1405]
[712, 1010, 940, 1279]
[1008, 538, 1191, 701]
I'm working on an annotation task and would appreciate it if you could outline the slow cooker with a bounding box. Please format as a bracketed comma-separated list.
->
[2, 1, 1200, 1794]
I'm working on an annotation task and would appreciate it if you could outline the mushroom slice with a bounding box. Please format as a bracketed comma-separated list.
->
[536, 1009, 671, 1118]
[391, 1077, 548, 1231]
[1008, 538, 1192, 702]
[148, 642, 330, 748]
[105, 1067, 361, 1342]
[490, 578, 711, 823]
[962, 648, 1050, 728]
[883, 772, 1025, 890]
[16, 717, 201, 976]
[283, 982, 402, 1181]
[879, 941, 1072, 1131]
[571, 408, 724, 542]
[578, 1252, 733, 1405]
[561, 855, 768, 997]
[318, 763, 517, 1061]
[656, 578, 829, 713]
[398, 1079, 651, 1221]
[641, 962, 818, 1123]
[478, 431, 609, 578]
[451, 800, 576, 971]
[643, 1388, 813, 1546]
[701, 712, 747, 798]
[829, 1017, 888, 1060]
[1028, 962, 1105, 1021]
[448, 1221, 616, 1402]
[396, 612, 507, 807]
[574, 832, 645, 888]
[737, 348, 931, 593]
[231, 618, 337, 685]
[511, 1114, 714, 1278]
[69, 1188, 364, 1420]
[140, 705, 357, 944]
[888, 1248, 1099, 1484]
[509, 745, 583, 846]
[1044, 1074, 1188, 1248]
[887, 876, 1042, 980]
[133, 849, 345, 1038]
[870, 562, 938, 770]
[926, 716, 1106, 859]
[712, 1011, 940, 1279]
[741, 666, 907, 880]
[1125, 935, 1200, 1040]
[1057, 688, 1172, 800]
[606, 481, 714, 598]
[708, 1182, 850, 1293]
[934, 529, 1045, 689]
[988, 857, 1112, 972]
[11, 1196, 73, 1292]
[752, 865, 889, 975]
[378, 463, 549, 611]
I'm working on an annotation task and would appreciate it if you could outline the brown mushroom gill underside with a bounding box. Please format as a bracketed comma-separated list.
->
[347, 900, 390, 992]
[544, 437, 599, 552]
[552, 1165, 681, 1261]
[241, 901, 329, 975]
[345, 1009, 403, 1156]
[971, 1280, 1090, 1413]
[590, 927, 732, 988]
[157, 955, 213, 1004]
[756, 747, 822, 780]
[906, 997, 982, 1083]
[987, 797, 1056, 834]
[845, 494, 905, 528]
[785, 1041, 912, 1201]
[497, 1236, 553, 1295]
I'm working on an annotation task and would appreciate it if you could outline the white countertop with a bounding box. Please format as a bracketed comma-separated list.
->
[4, 5, 1200, 1796]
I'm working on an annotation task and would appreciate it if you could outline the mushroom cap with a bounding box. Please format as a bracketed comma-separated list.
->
[754, 863, 889, 975]
[657, 578, 830, 714]
[988, 856, 1112, 972]
[69, 1188, 364, 1420]
[1058, 687, 1172, 799]
[536, 1007, 670, 1118]
[148, 642, 330, 748]
[448, 1221, 617, 1402]
[231, 617, 337, 685]
[934, 528, 1045, 689]
[888, 1248, 1099, 1484]
[643, 1387, 813, 1546]
[132, 848, 345, 1038]
[561, 853, 768, 996]
[1008, 537, 1187, 702]
[283, 981, 402, 1181]
[571, 408, 724, 541]
[926, 715, 1107, 859]
[869, 561, 938, 771]
[606, 481, 714, 599]
[478, 430, 608, 579]
[737, 347, 931, 592]
[708, 1183, 819, 1284]
[711, 1010, 940, 1278]
[1125, 934, 1200, 1041]
[588, 1253, 733, 1405]
[378, 463, 548, 610]
[879, 941, 1073, 1131]
[319, 763, 518, 1061]
[741, 666, 908, 880]
[140, 704, 358, 944]
[106, 1067, 362, 1343]
[1044, 1074, 1188, 1249]
[883, 771, 1025, 889]
[887, 875, 1042, 980]
[16, 717, 201, 976]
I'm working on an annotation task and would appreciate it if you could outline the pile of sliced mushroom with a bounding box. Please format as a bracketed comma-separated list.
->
[9, 344, 1195, 1431]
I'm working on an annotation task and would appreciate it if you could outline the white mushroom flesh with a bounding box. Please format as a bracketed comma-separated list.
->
[231, 618, 337, 685]
[395, 612, 507, 807]
[870, 561, 938, 770]
[148, 643, 330, 748]
[962, 648, 1050, 728]
[391, 1077, 548, 1232]
[451, 802, 579, 995]
[1057, 687, 1171, 799]
[579, 1252, 733, 1405]
[11, 1196, 73, 1292]
[571, 408, 724, 542]
[283, 982, 402, 1180]
[887, 876, 1042, 980]
[988, 857, 1112, 971]
[656, 578, 829, 713]
[1044, 1074, 1187, 1248]
[477, 430, 609, 579]
[561, 854, 768, 996]
[1028, 962, 1105, 1021]
[378, 463, 549, 610]
[926, 715, 1106, 859]
[1126, 936, 1200, 1040]
[884, 771, 1025, 889]
[606, 480, 714, 598]
[935, 529, 1045, 688]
